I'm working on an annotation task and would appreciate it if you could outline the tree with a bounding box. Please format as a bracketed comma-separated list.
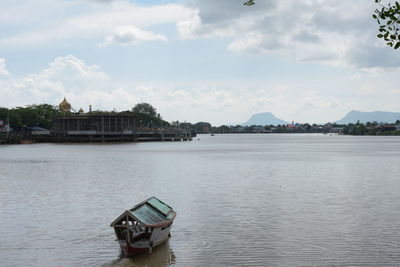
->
[132, 103, 157, 117]
[0, 108, 9, 122]
[193, 122, 212, 133]
[131, 103, 169, 128]
[14, 106, 40, 127]
[0, 104, 60, 130]
[373, 0, 400, 49]
[29, 104, 60, 128]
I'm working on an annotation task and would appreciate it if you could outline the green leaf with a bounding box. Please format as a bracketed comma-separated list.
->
[395, 41, 400, 49]
[377, 34, 384, 38]
[243, 0, 255, 6]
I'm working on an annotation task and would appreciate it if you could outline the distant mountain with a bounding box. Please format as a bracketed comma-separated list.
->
[336, 110, 400, 124]
[243, 112, 288, 126]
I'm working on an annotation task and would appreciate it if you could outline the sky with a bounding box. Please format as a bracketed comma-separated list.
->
[0, 0, 399, 125]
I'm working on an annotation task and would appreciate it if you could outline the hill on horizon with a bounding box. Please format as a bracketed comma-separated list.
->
[242, 112, 288, 126]
[336, 110, 400, 124]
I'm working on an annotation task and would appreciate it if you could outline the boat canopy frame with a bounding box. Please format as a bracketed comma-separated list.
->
[110, 197, 176, 229]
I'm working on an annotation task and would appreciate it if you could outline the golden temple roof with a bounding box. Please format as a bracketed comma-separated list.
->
[59, 97, 71, 112]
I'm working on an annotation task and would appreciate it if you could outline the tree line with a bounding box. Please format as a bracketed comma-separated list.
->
[0, 103, 170, 130]
[0, 104, 59, 130]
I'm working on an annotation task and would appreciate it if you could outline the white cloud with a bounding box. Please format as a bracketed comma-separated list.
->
[176, 3, 264, 40]
[272, 86, 288, 92]
[99, 25, 167, 47]
[0, 0, 191, 47]
[228, 32, 266, 53]
[0, 58, 10, 76]
[3, 0, 396, 70]
[0, 55, 114, 108]
[179, 0, 400, 70]
[176, 8, 202, 40]
[1, 55, 398, 125]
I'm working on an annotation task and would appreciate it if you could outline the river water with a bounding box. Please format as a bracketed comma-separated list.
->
[1, 134, 400, 266]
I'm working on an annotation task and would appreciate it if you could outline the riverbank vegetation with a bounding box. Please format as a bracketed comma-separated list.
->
[1, 103, 399, 136]
[207, 121, 400, 136]
[343, 121, 400, 135]
[0, 104, 60, 130]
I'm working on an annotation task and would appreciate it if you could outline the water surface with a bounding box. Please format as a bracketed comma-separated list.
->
[1, 134, 400, 266]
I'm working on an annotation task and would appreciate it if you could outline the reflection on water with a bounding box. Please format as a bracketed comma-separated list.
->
[1, 134, 400, 266]
[103, 241, 176, 267]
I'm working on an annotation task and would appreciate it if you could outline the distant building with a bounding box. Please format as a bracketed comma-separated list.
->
[51, 97, 135, 142]
[287, 121, 296, 128]
[26, 97, 192, 142]
[251, 126, 271, 133]
[331, 127, 344, 134]
[0, 120, 10, 132]
[51, 113, 135, 142]
[379, 124, 396, 132]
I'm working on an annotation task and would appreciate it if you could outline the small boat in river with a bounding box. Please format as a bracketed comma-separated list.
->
[110, 197, 176, 257]
[19, 139, 33, 144]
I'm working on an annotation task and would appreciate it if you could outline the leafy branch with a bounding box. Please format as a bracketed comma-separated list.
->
[244, 0, 255, 6]
[373, 0, 400, 49]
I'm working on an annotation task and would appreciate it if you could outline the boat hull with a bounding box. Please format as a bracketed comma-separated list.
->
[119, 236, 169, 257]
[121, 242, 150, 256]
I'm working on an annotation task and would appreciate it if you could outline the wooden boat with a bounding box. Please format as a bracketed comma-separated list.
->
[19, 139, 33, 144]
[110, 197, 176, 257]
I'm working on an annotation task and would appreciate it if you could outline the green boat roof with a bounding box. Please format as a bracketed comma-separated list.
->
[146, 197, 172, 216]
[129, 197, 174, 226]
[131, 204, 167, 226]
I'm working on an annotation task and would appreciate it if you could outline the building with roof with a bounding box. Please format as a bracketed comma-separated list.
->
[27, 97, 194, 142]
[51, 113, 135, 142]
